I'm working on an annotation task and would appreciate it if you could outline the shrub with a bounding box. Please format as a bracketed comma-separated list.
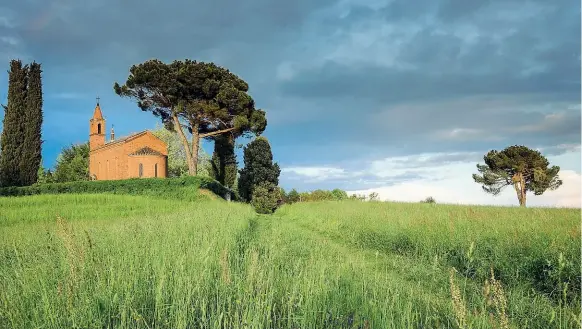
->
[331, 189, 348, 200]
[251, 182, 280, 214]
[421, 196, 436, 204]
[0, 176, 234, 201]
[287, 189, 300, 203]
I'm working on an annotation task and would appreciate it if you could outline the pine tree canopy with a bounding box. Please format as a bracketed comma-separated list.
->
[114, 59, 266, 176]
[472, 145, 562, 207]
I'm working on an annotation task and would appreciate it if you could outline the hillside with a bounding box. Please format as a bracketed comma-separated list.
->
[0, 193, 579, 328]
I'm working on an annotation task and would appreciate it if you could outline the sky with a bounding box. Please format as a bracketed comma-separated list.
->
[0, 0, 580, 207]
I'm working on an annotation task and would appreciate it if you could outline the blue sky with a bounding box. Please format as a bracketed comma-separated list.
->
[0, 0, 580, 206]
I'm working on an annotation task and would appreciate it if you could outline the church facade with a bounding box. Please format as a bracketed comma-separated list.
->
[88, 101, 168, 180]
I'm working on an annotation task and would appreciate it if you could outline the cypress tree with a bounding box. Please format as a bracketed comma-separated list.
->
[210, 134, 237, 188]
[0, 60, 28, 187]
[237, 137, 280, 202]
[20, 61, 43, 185]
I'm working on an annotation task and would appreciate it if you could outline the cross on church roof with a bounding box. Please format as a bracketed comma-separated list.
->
[96, 96, 100, 105]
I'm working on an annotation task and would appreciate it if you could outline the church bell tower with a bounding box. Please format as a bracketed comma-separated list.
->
[89, 97, 106, 150]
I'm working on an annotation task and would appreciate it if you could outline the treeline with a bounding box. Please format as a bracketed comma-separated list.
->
[279, 188, 371, 203]
[279, 190, 438, 204]
[0, 59, 43, 187]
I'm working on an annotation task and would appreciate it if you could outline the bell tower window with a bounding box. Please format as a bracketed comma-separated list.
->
[97, 123, 102, 134]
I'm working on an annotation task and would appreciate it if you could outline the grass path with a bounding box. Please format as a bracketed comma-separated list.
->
[0, 194, 579, 328]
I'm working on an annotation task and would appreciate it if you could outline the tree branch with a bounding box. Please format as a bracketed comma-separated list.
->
[199, 127, 235, 138]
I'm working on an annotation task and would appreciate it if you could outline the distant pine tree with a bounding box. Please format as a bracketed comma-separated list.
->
[20, 61, 43, 186]
[0, 60, 28, 187]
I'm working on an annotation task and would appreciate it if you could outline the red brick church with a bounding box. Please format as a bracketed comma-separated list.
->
[88, 100, 168, 180]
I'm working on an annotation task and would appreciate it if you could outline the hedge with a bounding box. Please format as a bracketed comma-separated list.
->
[0, 176, 237, 201]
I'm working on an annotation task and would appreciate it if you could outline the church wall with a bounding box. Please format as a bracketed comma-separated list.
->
[128, 155, 167, 178]
[123, 133, 168, 157]
[90, 144, 127, 180]
[89, 131, 168, 181]
[123, 133, 168, 179]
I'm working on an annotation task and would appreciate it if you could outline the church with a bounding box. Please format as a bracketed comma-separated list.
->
[88, 100, 168, 180]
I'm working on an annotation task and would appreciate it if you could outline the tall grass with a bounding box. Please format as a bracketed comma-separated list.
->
[277, 201, 581, 328]
[0, 194, 579, 328]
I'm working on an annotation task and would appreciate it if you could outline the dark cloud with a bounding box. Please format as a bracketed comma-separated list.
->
[539, 144, 581, 157]
[274, 0, 580, 158]
[7, 0, 332, 63]
[0, 0, 579, 170]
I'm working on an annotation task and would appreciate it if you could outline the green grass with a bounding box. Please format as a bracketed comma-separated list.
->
[0, 194, 579, 328]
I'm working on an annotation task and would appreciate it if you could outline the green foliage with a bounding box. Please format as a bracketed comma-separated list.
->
[36, 165, 55, 184]
[349, 193, 367, 201]
[210, 134, 237, 188]
[473, 145, 562, 207]
[286, 188, 300, 203]
[53, 143, 90, 183]
[20, 62, 43, 186]
[278, 187, 287, 203]
[331, 188, 348, 200]
[151, 125, 211, 177]
[287, 188, 350, 202]
[0, 60, 28, 187]
[251, 182, 280, 214]
[0, 175, 232, 201]
[238, 137, 280, 202]
[114, 59, 266, 175]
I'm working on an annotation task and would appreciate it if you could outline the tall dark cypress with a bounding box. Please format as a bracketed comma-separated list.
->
[20, 62, 43, 185]
[237, 137, 280, 202]
[210, 134, 237, 188]
[0, 60, 28, 187]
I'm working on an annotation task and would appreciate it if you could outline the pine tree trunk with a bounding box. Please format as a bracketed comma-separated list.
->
[512, 173, 527, 207]
[20, 62, 43, 186]
[519, 175, 527, 207]
[172, 113, 196, 176]
[0, 60, 28, 187]
[223, 134, 237, 188]
[190, 123, 200, 176]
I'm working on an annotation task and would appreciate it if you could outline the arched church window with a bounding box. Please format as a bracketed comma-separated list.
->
[97, 123, 101, 134]
[154, 163, 158, 178]
[139, 163, 143, 177]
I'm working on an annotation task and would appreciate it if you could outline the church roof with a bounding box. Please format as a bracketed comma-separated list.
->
[104, 131, 148, 147]
[92, 103, 103, 120]
[129, 146, 165, 156]
[91, 129, 166, 155]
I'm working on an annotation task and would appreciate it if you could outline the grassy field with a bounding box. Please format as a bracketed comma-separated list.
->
[0, 192, 579, 328]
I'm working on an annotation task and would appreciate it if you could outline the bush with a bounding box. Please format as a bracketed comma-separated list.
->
[251, 182, 280, 214]
[287, 189, 300, 203]
[420, 196, 436, 204]
[0, 176, 234, 201]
